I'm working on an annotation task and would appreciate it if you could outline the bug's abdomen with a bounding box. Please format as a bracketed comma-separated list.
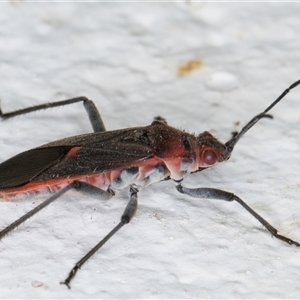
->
[0, 158, 171, 199]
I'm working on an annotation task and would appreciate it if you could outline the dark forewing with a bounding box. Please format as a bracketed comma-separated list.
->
[34, 127, 154, 180]
[0, 126, 155, 188]
[35, 145, 153, 181]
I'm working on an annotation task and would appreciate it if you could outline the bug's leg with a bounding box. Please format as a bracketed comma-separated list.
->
[0, 97, 105, 132]
[153, 116, 168, 124]
[61, 185, 139, 289]
[176, 184, 300, 247]
[0, 181, 113, 240]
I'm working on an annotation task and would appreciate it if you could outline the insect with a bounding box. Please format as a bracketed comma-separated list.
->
[0, 80, 299, 288]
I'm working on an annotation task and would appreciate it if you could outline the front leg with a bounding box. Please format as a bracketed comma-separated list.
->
[176, 184, 300, 247]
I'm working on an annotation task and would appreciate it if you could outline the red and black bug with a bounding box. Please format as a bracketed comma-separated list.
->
[0, 80, 299, 288]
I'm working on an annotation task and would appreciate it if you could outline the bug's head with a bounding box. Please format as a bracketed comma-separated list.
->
[196, 113, 273, 172]
[196, 131, 228, 169]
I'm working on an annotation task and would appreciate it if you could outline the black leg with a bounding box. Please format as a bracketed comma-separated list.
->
[0, 97, 106, 132]
[0, 181, 113, 240]
[61, 185, 139, 289]
[176, 184, 300, 247]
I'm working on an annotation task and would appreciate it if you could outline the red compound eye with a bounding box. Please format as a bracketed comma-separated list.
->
[203, 150, 218, 165]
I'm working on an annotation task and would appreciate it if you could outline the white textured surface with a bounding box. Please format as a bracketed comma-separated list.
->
[0, 2, 300, 299]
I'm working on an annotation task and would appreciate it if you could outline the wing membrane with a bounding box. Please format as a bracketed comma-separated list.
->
[0, 146, 73, 189]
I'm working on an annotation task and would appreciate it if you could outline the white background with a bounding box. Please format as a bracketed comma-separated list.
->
[0, 2, 300, 299]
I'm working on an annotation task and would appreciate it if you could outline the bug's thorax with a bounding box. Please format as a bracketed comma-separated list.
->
[147, 121, 227, 179]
